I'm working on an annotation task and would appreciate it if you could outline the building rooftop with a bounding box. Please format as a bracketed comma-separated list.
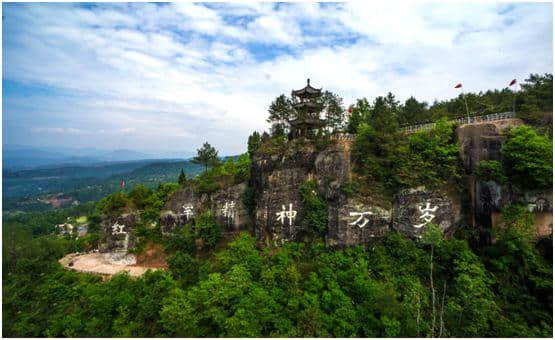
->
[291, 78, 322, 98]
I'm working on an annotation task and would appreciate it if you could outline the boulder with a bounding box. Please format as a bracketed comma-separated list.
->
[160, 186, 199, 233]
[327, 198, 391, 246]
[99, 213, 138, 253]
[210, 182, 249, 231]
[392, 187, 460, 238]
[455, 118, 522, 173]
[314, 142, 352, 202]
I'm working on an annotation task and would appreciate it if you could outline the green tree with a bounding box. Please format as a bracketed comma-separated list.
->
[501, 125, 552, 189]
[177, 169, 187, 186]
[96, 192, 131, 217]
[191, 142, 220, 173]
[519, 73, 553, 113]
[346, 98, 371, 133]
[267, 94, 295, 136]
[194, 211, 221, 250]
[485, 205, 552, 336]
[399, 96, 430, 125]
[475, 160, 507, 183]
[299, 180, 328, 235]
[247, 131, 262, 158]
[168, 251, 200, 286]
[321, 90, 345, 132]
[128, 184, 153, 210]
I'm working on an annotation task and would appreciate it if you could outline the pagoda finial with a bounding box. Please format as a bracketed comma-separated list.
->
[307, 78, 310, 86]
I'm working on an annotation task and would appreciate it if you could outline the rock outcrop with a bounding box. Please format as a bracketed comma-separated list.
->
[160, 180, 249, 234]
[101, 118, 550, 252]
[99, 212, 138, 253]
[392, 187, 460, 239]
[455, 119, 552, 239]
[250, 138, 464, 246]
[455, 118, 523, 173]
[251, 142, 318, 244]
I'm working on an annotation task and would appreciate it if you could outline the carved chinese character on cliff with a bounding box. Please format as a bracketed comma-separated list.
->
[221, 201, 235, 219]
[413, 202, 439, 228]
[276, 203, 297, 226]
[349, 211, 373, 228]
[111, 222, 126, 234]
[182, 204, 194, 221]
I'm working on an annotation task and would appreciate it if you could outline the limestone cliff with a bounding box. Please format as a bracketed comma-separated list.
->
[250, 138, 462, 246]
[161, 180, 249, 235]
[101, 118, 551, 250]
[456, 118, 552, 238]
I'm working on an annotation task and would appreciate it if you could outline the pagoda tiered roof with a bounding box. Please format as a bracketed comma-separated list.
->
[291, 78, 322, 99]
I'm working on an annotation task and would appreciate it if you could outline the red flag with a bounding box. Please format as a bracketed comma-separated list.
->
[509, 79, 517, 86]
[347, 106, 353, 114]
[454, 83, 462, 89]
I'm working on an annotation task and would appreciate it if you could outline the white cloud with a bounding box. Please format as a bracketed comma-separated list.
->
[3, 2, 552, 155]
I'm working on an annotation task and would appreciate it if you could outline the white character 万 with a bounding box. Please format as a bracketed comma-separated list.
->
[349, 211, 373, 228]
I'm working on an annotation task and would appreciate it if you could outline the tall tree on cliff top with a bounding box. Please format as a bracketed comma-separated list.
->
[247, 131, 262, 159]
[519, 73, 553, 113]
[267, 94, 295, 137]
[178, 169, 187, 186]
[399, 97, 430, 126]
[192, 142, 220, 173]
[346, 98, 371, 133]
[321, 90, 345, 132]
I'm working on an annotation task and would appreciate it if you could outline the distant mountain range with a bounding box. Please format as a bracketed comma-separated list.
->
[2, 145, 196, 170]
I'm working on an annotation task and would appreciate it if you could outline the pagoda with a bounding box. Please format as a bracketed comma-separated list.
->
[289, 79, 326, 138]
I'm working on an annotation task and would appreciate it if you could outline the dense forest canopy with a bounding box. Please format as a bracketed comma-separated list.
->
[2, 73, 553, 337]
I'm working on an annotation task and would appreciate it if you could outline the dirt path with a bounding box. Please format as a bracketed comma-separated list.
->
[60, 252, 164, 277]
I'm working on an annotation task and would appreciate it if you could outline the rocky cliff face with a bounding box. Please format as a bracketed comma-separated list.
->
[251, 141, 319, 244]
[99, 213, 138, 253]
[103, 119, 551, 251]
[251, 139, 463, 246]
[249, 118, 551, 246]
[456, 118, 552, 238]
[392, 187, 460, 239]
[455, 118, 523, 173]
[160, 180, 249, 235]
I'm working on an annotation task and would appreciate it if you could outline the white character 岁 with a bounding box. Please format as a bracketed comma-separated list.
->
[413, 202, 439, 228]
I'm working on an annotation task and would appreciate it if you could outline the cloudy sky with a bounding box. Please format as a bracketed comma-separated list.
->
[2, 2, 552, 156]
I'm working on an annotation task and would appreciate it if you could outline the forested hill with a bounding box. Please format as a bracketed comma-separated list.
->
[3, 159, 205, 213]
[2, 74, 552, 338]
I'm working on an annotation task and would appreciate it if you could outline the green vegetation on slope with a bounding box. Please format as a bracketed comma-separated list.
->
[3, 222, 551, 337]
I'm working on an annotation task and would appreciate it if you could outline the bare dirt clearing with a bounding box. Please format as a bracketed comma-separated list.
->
[60, 251, 164, 277]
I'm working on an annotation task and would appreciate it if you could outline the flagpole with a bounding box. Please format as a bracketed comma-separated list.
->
[463, 93, 470, 124]
[509, 79, 517, 114]
[455, 83, 469, 124]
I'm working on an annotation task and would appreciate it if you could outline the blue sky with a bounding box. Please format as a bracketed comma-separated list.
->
[2, 2, 552, 156]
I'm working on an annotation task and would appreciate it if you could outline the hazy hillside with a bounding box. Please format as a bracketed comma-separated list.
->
[2, 159, 205, 212]
[3, 145, 196, 170]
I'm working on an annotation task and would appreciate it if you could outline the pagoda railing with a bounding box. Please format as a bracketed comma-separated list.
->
[331, 133, 355, 141]
[399, 111, 516, 134]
